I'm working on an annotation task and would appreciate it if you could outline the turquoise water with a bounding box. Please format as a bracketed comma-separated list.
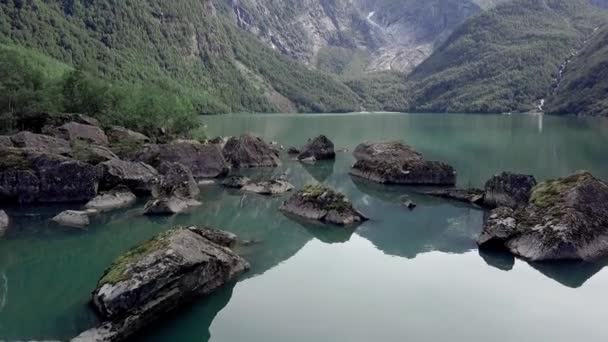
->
[2, 113, 608, 341]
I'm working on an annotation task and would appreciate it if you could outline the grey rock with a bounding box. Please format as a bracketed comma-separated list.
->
[10, 131, 71, 155]
[0, 210, 8, 237]
[70, 143, 119, 165]
[298, 135, 335, 161]
[97, 159, 159, 196]
[156, 162, 200, 199]
[134, 141, 229, 179]
[107, 126, 151, 144]
[85, 186, 137, 212]
[287, 147, 301, 155]
[223, 134, 281, 168]
[403, 200, 417, 209]
[423, 188, 485, 205]
[54, 122, 109, 146]
[221, 175, 252, 189]
[52, 210, 91, 228]
[478, 172, 608, 261]
[143, 197, 201, 216]
[350, 141, 456, 185]
[280, 185, 368, 226]
[0, 135, 14, 148]
[0, 148, 99, 203]
[73, 227, 249, 342]
[484, 172, 537, 209]
[242, 179, 295, 195]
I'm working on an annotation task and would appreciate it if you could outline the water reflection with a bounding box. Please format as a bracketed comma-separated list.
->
[300, 159, 336, 183]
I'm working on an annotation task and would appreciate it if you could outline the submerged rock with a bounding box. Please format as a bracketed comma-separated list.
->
[97, 159, 159, 196]
[422, 188, 485, 205]
[350, 141, 456, 185]
[0, 148, 99, 203]
[10, 131, 71, 155]
[52, 210, 91, 228]
[280, 184, 368, 226]
[134, 141, 229, 179]
[223, 134, 281, 168]
[297, 135, 336, 162]
[221, 175, 252, 189]
[54, 122, 109, 146]
[484, 172, 537, 209]
[0, 210, 9, 237]
[478, 172, 608, 261]
[85, 186, 137, 212]
[73, 227, 249, 341]
[242, 179, 295, 195]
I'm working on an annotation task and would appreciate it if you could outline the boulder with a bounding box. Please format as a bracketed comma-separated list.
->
[0, 148, 99, 203]
[143, 197, 201, 216]
[484, 172, 537, 209]
[403, 200, 417, 209]
[478, 172, 608, 261]
[97, 159, 159, 196]
[85, 186, 137, 212]
[54, 122, 109, 146]
[350, 141, 456, 185]
[422, 188, 485, 205]
[107, 126, 150, 144]
[297, 135, 336, 161]
[222, 134, 281, 168]
[0, 210, 8, 237]
[155, 162, 200, 199]
[52, 210, 91, 228]
[10, 131, 71, 155]
[280, 184, 368, 226]
[15, 112, 100, 133]
[72, 227, 249, 342]
[221, 175, 252, 189]
[0, 136, 13, 148]
[134, 141, 229, 179]
[287, 147, 301, 155]
[70, 143, 118, 165]
[242, 179, 295, 195]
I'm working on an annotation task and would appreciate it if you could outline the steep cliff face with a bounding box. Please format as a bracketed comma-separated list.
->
[223, 0, 503, 74]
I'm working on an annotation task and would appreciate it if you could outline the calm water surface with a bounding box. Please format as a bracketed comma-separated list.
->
[2, 113, 608, 341]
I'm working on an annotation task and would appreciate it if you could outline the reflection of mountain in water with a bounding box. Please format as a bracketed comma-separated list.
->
[352, 178, 483, 259]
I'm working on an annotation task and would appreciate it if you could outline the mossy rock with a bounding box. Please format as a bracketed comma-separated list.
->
[531, 172, 594, 208]
[0, 149, 32, 171]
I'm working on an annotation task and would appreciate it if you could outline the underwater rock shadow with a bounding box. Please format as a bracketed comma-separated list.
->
[300, 159, 336, 183]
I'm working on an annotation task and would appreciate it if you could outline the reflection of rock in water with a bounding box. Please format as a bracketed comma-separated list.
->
[301, 159, 336, 183]
[479, 249, 515, 271]
[0, 272, 7, 313]
[283, 213, 356, 244]
[529, 259, 608, 289]
[352, 177, 484, 259]
[133, 283, 236, 342]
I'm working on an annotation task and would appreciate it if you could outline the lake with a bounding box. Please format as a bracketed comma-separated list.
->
[2, 112, 608, 341]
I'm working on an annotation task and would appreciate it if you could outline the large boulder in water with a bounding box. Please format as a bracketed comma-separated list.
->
[54, 122, 109, 146]
[297, 135, 336, 161]
[134, 141, 229, 179]
[280, 184, 368, 226]
[0, 148, 99, 203]
[97, 159, 159, 196]
[242, 179, 295, 195]
[10, 131, 71, 155]
[144, 162, 201, 216]
[72, 227, 249, 341]
[52, 210, 91, 228]
[223, 134, 281, 168]
[350, 141, 456, 185]
[85, 186, 137, 212]
[484, 172, 537, 209]
[478, 172, 608, 261]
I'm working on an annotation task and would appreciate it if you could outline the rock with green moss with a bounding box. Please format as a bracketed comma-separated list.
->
[280, 184, 368, 226]
[350, 141, 456, 185]
[478, 171, 608, 261]
[73, 227, 249, 341]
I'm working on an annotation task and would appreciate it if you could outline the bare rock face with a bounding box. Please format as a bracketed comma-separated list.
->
[0, 210, 9, 237]
[85, 186, 137, 212]
[478, 172, 608, 261]
[223, 134, 281, 168]
[280, 184, 368, 226]
[297, 135, 336, 161]
[483, 172, 537, 209]
[0, 148, 99, 203]
[97, 159, 159, 196]
[134, 141, 229, 179]
[10, 131, 71, 155]
[242, 179, 295, 195]
[72, 227, 249, 342]
[350, 141, 456, 185]
[52, 210, 91, 228]
[55, 122, 109, 146]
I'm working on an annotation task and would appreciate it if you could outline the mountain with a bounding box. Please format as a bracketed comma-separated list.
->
[404, 0, 608, 114]
[546, 24, 608, 116]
